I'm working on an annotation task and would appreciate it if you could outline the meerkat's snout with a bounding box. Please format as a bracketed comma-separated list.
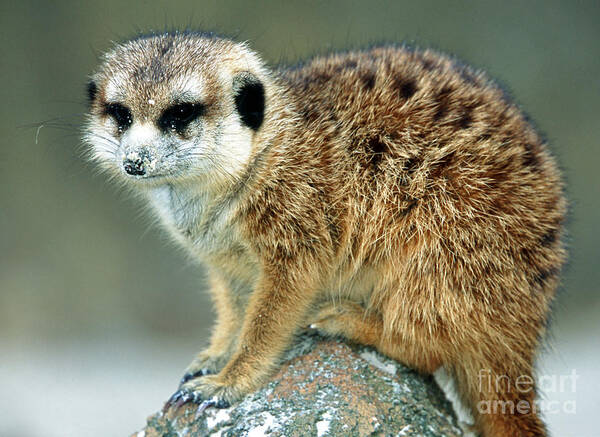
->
[119, 124, 164, 179]
[123, 149, 151, 176]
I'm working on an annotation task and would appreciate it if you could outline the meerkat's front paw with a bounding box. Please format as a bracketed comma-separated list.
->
[164, 374, 241, 413]
[180, 352, 230, 385]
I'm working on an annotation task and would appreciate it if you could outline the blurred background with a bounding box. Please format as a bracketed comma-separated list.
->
[1, 1, 598, 435]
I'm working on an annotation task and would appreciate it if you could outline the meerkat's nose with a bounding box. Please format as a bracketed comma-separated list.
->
[123, 157, 146, 176]
[123, 149, 153, 176]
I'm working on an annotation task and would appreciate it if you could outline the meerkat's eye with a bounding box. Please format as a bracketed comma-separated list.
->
[158, 103, 205, 133]
[105, 103, 133, 132]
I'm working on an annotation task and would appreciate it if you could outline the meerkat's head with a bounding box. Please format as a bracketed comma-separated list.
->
[84, 33, 270, 188]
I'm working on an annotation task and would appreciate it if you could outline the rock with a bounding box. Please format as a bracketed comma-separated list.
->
[135, 332, 463, 437]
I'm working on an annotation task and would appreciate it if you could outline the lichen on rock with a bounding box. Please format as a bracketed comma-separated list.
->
[136, 332, 463, 437]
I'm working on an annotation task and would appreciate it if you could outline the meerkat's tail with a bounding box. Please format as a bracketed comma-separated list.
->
[451, 357, 547, 437]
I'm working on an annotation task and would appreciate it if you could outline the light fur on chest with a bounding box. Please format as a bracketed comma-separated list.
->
[148, 185, 239, 255]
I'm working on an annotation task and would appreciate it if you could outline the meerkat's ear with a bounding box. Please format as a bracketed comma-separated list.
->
[232, 72, 265, 131]
[86, 80, 98, 106]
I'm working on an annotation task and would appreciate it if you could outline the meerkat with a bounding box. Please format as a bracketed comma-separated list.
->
[84, 32, 566, 437]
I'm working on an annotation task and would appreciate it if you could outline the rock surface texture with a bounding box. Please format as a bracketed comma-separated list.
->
[135, 332, 464, 437]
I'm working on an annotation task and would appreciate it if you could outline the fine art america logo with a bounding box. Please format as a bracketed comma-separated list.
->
[477, 369, 578, 415]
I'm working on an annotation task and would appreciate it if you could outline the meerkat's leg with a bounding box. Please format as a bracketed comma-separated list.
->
[180, 271, 245, 383]
[167, 271, 318, 407]
[452, 356, 547, 437]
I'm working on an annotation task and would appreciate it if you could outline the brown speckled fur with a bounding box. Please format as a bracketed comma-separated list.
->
[86, 34, 566, 437]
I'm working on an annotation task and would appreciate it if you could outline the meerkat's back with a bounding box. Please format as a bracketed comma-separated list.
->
[276, 45, 564, 299]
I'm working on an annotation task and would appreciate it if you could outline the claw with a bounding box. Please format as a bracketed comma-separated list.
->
[194, 397, 231, 418]
[163, 393, 177, 412]
[180, 368, 213, 385]
[195, 400, 214, 418]
[163, 389, 191, 412]
[175, 392, 192, 409]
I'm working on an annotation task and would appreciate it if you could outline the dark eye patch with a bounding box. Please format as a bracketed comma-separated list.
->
[105, 103, 133, 132]
[158, 102, 205, 133]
